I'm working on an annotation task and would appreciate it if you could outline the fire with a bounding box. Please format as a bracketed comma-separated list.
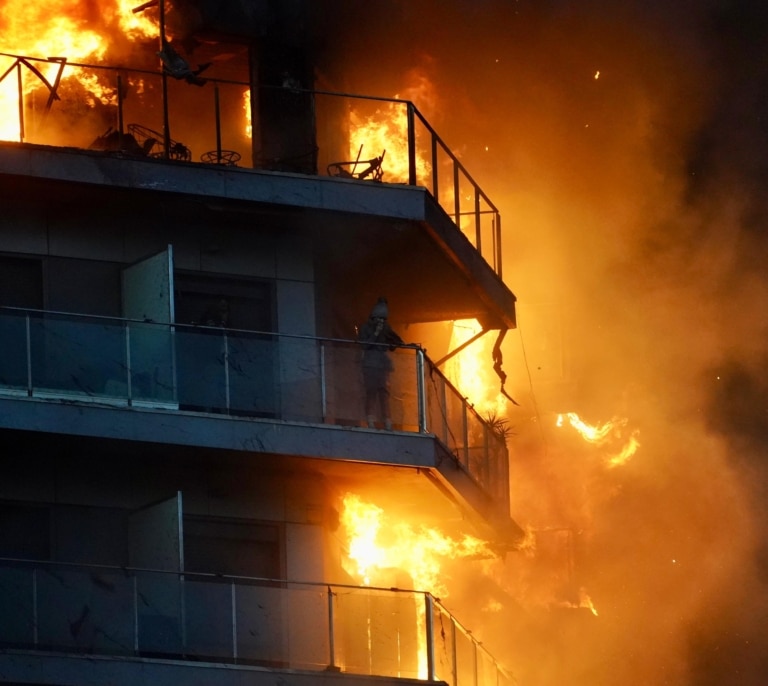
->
[242, 88, 252, 138]
[556, 411, 623, 442]
[556, 412, 641, 467]
[579, 587, 599, 616]
[606, 429, 641, 468]
[339, 493, 494, 598]
[346, 69, 438, 184]
[446, 319, 507, 418]
[0, 0, 158, 141]
[348, 100, 427, 184]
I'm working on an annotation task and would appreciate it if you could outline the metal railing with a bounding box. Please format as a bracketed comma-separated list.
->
[0, 52, 502, 278]
[0, 558, 516, 686]
[0, 307, 509, 510]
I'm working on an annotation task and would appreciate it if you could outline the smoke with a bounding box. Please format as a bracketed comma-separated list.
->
[316, 1, 768, 683]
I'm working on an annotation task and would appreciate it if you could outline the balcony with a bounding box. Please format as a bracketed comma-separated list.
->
[0, 53, 503, 280]
[0, 307, 513, 529]
[0, 558, 516, 686]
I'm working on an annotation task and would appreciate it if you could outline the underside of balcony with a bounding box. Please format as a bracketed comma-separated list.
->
[0, 399, 523, 550]
[0, 141, 516, 330]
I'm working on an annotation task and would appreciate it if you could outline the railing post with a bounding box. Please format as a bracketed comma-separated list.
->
[431, 134, 439, 198]
[425, 594, 436, 681]
[417, 348, 427, 433]
[25, 313, 32, 397]
[214, 83, 223, 161]
[475, 186, 483, 255]
[320, 342, 327, 421]
[495, 211, 503, 278]
[17, 62, 25, 142]
[453, 161, 461, 226]
[231, 580, 238, 662]
[474, 187, 482, 254]
[407, 102, 417, 185]
[450, 616, 458, 686]
[133, 574, 139, 654]
[439, 376, 449, 445]
[117, 73, 125, 143]
[461, 404, 469, 468]
[32, 567, 38, 647]
[125, 322, 133, 406]
[223, 332, 231, 412]
[327, 585, 338, 671]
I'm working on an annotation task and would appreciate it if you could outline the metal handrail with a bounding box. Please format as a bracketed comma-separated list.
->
[0, 306, 509, 505]
[0, 556, 516, 686]
[0, 52, 503, 277]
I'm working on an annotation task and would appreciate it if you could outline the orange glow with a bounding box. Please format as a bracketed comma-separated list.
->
[242, 88, 252, 138]
[579, 587, 599, 616]
[339, 492, 496, 680]
[446, 319, 507, 417]
[340, 492, 493, 597]
[348, 100, 423, 183]
[607, 429, 641, 468]
[557, 411, 623, 442]
[346, 70, 437, 184]
[557, 412, 640, 467]
[0, 0, 157, 141]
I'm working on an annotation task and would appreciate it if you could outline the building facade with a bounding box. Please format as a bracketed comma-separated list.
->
[0, 3, 523, 685]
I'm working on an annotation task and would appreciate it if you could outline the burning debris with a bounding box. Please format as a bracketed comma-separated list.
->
[157, 38, 210, 86]
[328, 145, 386, 181]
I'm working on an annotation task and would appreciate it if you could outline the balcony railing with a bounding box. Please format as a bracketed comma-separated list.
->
[0, 307, 510, 510]
[0, 52, 502, 278]
[0, 558, 517, 686]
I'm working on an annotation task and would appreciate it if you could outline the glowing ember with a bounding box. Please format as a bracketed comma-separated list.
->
[606, 429, 641, 468]
[579, 587, 599, 616]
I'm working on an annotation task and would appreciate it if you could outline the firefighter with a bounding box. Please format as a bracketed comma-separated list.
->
[358, 297, 404, 430]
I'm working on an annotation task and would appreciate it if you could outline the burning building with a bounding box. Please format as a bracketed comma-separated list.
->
[0, 2, 540, 686]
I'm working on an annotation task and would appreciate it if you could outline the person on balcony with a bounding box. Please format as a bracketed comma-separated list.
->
[358, 297, 403, 430]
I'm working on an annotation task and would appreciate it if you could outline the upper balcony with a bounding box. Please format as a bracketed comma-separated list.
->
[0, 52, 515, 329]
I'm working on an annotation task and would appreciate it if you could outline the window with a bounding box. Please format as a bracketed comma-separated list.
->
[184, 517, 283, 579]
[0, 256, 43, 309]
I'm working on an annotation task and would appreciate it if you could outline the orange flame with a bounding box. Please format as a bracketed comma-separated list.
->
[0, 0, 158, 141]
[556, 411, 640, 467]
[446, 318, 507, 417]
[346, 69, 438, 184]
[242, 88, 252, 138]
[579, 587, 599, 616]
[340, 493, 494, 597]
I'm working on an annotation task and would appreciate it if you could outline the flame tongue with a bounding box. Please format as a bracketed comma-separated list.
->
[557, 412, 640, 468]
[340, 493, 493, 597]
